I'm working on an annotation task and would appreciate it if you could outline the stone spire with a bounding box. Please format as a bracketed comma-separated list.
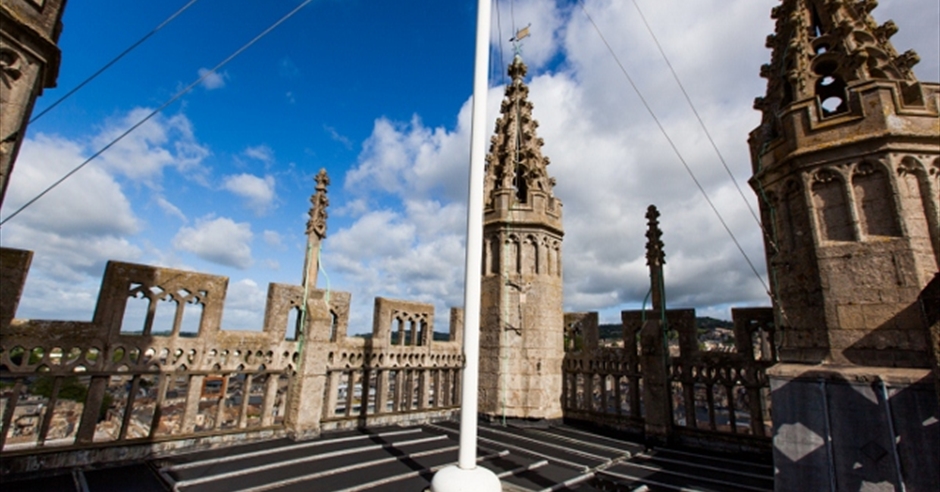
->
[303, 168, 329, 288]
[755, 0, 921, 142]
[478, 54, 565, 421]
[483, 54, 556, 208]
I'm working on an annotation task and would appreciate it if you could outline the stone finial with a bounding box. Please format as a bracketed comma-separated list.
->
[645, 205, 665, 268]
[306, 169, 330, 239]
[645, 205, 667, 316]
[508, 54, 527, 82]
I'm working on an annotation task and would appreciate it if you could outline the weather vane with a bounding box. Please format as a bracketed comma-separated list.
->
[509, 23, 531, 56]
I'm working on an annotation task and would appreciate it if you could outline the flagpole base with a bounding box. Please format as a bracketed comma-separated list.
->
[429, 464, 501, 492]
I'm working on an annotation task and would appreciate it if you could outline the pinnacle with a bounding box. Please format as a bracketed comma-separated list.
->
[508, 54, 528, 82]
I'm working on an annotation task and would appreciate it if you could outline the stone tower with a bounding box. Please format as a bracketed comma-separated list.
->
[749, 0, 939, 367]
[0, 0, 67, 209]
[751, 2, 939, 490]
[478, 55, 565, 420]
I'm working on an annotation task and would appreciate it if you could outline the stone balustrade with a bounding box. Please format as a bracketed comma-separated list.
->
[0, 248, 463, 473]
[562, 306, 775, 451]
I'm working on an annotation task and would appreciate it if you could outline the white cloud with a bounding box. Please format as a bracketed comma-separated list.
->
[331, 0, 940, 329]
[220, 278, 267, 330]
[2, 133, 139, 237]
[491, 0, 565, 71]
[221, 173, 276, 214]
[197, 67, 228, 90]
[91, 109, 210, 184]
[244, 144, 274, 164]
[155, 195, 187, 222]
[1, 132, 143, 298]
[172, 216, 254, 269]
[0, 107, 210, 320]
[324, 125, 353, 149]
[262, 230, 283, 246]
[323, 202, 467, 332]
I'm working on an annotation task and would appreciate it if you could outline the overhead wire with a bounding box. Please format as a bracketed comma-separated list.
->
[629, 0, 790, 330]
[629, 0, 765, 234]
[495, 0, 507, 86]
[574, 0, 772, 298]
[5, 0, 202, 141]
[0, 0, 315, 226]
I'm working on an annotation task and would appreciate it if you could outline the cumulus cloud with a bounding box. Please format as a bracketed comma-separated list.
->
[197, 67, 229, 90]
[221, 173, 276, 214]
[220, 278, 267, 330]
[332, 0, 939, 328]
[172, 216, 254, 269]
[323, 203, 468, 332]
[0, 107, 211, 320]
[92, 109, 210, 184]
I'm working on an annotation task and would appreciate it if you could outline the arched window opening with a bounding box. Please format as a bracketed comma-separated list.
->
[813, 58, 848, 117]
[329, 310, 338, 342]
[394, 318, 404, 345]
[524, 236, 538, 275]
[853, 163, 900, 237]
[489, 236, 501, 275]
[815, 74, 848, 116]
[812, 170, 854, 242]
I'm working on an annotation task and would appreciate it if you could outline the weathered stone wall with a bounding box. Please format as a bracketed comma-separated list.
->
[562, 311, 643, 436]
[0, 248, 464, 473]
[0, 251, 305, 472]
[318, 298, 463, 432]
[0, 0, 66, 208]
[752, 3, 940, 489]
[561, 307, 774, 452]
[751, 80, 940, 367]
[479, 224, 565, 420]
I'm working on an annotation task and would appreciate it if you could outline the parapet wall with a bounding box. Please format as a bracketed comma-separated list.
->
[562, 307, 776, 452]
[0, 247, 463, 473]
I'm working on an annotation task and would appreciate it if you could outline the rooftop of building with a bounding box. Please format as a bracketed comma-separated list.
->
[3, 419, 773, 492]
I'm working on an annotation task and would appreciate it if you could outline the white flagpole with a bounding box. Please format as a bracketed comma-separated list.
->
[429, 0, 501, 489]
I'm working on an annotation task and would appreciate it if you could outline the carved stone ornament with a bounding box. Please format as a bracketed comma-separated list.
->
[483, 54, 556, 203]
[755, 0, 920, 140]
[813, 168, 840, 183]
[306, 168, 329, 239]
[645, 204, 665, 267]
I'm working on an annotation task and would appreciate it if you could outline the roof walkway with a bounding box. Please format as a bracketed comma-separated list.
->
[2, 420, 773, 492]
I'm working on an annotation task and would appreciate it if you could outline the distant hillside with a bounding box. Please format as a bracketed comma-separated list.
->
[597, 317, 733, 339]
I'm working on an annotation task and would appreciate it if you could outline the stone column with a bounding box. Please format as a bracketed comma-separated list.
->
[640, 205, 672, 443]
[284, 292, 332, 440]
[640, 319, 671, 443]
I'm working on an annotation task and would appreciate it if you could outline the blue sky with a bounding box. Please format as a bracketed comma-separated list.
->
[3, 0, 938, 333]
